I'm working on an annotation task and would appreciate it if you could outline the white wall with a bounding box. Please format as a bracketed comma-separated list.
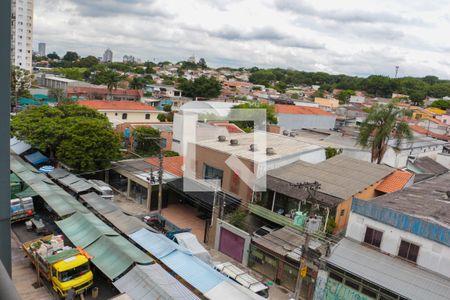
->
[104, 111, 160, 125]
[346, 212, 450, 278]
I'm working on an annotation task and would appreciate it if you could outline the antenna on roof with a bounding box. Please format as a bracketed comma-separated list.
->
[395, 66, 399, 79]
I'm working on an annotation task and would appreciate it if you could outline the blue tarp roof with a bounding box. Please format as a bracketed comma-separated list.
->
[24, 151, 48, 165]
[129, 228, 226, 293]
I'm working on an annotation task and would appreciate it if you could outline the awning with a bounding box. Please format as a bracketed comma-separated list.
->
[57, 174, 81, 186]
[167, 178, 240, 208]
[48, 168, 70, 179]
[10, 137, 31, 155]
[113, 264, 200, 300]
[327, 238, 450, 300]
[81, 192, 118, 214]
[15, 186, 38, 198]
[174, 232, 212, 265]
[130, 228, 179, 259]
[67, 179, 94, 194]
[24, 151, 48, 165]
[103, 210, 149, 235]
[85, 235, 152, 281]
[56, 212, 118, 248]
[204, 282, 265, 300]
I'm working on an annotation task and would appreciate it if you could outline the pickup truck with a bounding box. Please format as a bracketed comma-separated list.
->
[22, 235, 94, 298]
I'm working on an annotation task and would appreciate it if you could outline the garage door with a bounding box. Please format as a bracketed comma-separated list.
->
[219, 227, 245, 263]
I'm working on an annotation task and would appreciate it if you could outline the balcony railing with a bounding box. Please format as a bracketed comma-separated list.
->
[249, 203, 304, 231]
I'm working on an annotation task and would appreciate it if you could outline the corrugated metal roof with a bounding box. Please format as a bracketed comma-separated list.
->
[56, 212, 118, 247]
[48, 168, 71, 179]
[103, 210, 149, 235]
[113, 264, 200, 300]
[11, 155, 88, 216]
[130, 229, 179, 259]
[85, 235, 152, 280]
[81, 192, 118, 214]
[327, 238, 450, 300]
[268, 155, 394, 199]
[67, 179, 94, 194]
[24, 151, 48, 165]
[10, 137, 31, 155]
[161, 251, 225, 294]
[130, 229, 226, 294]
[57, 174, 81, 186]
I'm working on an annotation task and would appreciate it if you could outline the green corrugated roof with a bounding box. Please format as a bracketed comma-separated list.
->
[85, 235, 152, 280]
[46, 249, 80, 265]
[11, 155, 89, 217]
[56, 212, 118, 248]
[10, 173, 21, 183]
[15, 186, 38, 198]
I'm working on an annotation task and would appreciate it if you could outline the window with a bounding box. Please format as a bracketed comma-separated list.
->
[203, 164, 224, 185]
[160, 138, 167, 148]
[364, 227, 383, 248]
[145, 113, 150, 119]
[115, 112, 118, 116]
[398, 240, 419, 262]
[122, 113, 127, 120]
[340, 209, 345, 216]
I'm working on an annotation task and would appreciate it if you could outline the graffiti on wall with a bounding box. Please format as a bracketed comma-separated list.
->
[313, 272, 373, 300]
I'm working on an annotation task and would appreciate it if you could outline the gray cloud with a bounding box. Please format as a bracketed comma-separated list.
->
[70, 0, 171, 18]
[274, 0, 422, 25]
[209, 26, 325, 49]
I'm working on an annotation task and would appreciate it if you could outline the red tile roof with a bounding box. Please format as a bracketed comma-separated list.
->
[275, 104, 333, 116]
[223, 81, 253, 88]
[145, 156, 184, 177]
[77, 100, 157, 111]
[409, 125, 450, 141]
[376, 170, 413, 193]
[209, 122, 245, 133]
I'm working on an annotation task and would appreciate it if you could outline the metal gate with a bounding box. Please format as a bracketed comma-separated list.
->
[219, 227, 245, 263]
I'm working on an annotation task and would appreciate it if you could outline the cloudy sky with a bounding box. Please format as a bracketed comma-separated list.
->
[34, 0, 450, 78]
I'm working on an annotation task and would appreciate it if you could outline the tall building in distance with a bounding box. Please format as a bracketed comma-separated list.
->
[123, 55, 135, 63]
[38, 42, 46, 57]
[102, 48, 113, 63]
[11, 0, 34, 71]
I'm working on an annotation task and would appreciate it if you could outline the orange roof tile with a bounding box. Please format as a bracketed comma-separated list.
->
[275, 104, 333, 116]
[145, 156, 184, 177]
[68, 86, 143, 97]
[409, 125, 450, 141]
[77, 100, 157, 111]
[375, 170, 413, 193]
[209, 122, 245, 134]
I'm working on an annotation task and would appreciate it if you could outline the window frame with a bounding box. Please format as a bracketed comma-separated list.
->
[122, 113, 128, 120]
[363, 226, 383, 248]
[397, 239, 420, 263]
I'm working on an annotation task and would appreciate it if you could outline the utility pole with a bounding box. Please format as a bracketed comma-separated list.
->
[395, 66, 399, 79]
[289, 181, 321, 300]
[157, 143, 163, 214]
[294, 233, 310, 300]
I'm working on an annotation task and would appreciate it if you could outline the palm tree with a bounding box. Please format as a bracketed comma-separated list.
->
[358, 102, 413, 164]
[129, 77, 145, 90]
[104, 71, 122, 100]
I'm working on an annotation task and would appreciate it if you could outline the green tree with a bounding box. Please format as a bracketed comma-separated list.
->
[409, 90, 426, 106]
[229, 102, 277, 132]
[144, 61, 156, 74]
[11, 66, 33, 109]
[198, 58, 207, 69]
[129, 77, 145, 90]
[358, 102, 413, 164]
[178, 76, 221, 99]
[77, 55, 99, 68]
[133, 127, 161, 156]
[104, 71, 123, 99]
[11, 104, 120, 171]
[62, 51, 80, 62]
[163, 104, 172, 112]
[53, 67, 86, 80]
[337, 89, 356, 104]
[325, 147, 342, 159]
[430, 100, 450, 110]
[48, 88, 66, 103]
[47, 52, 60, 60]
[163, 150, 179, 157]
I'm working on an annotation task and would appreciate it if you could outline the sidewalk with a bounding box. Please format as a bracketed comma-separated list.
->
[11, 231, 53, 300]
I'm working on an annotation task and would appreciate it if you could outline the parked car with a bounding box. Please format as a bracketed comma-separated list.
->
[252, 224, 279, 238]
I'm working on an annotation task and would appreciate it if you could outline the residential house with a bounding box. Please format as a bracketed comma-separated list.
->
[38, 74, 93, 91]
[349, 95, 366, 104]
[115, 122, 174, 152]
[406, 156, 448, 182]
[253, 155, 396, 234]
[145, 84, 182, 98]
[317, 172, 450, 300]
[68, 86, 143, 101]
[314, 97, 339, 111]
[77, 100, 161, 127]
[274, 104, 336, 130]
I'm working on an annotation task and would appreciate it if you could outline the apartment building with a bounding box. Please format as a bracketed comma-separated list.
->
[11, 0, 34, 71]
